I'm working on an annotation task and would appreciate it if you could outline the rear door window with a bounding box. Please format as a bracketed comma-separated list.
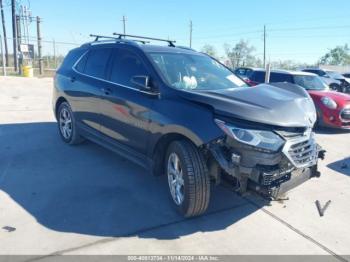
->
[84, 48, 113, 79]
[235, 68, 247, 77]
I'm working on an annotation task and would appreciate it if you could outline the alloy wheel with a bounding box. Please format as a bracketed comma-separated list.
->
[167, 152, 185, 205]
[59, 108, 73, 140]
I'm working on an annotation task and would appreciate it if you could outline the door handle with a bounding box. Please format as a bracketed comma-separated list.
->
[70, 76, 76, 83]
[101, 87, 112, 95]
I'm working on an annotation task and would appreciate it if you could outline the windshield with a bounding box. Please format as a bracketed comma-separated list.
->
[149, 52, 248, 90]
[326, 71, 345, 79]
[293, 75, 329, 91]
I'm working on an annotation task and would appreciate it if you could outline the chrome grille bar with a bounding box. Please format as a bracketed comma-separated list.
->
[282, 131, 318, 168]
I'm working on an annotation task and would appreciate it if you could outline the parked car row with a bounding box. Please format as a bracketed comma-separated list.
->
[53, 34, 325, 217]
[302, 68, 350, 93]
[234, 67, 350, 130]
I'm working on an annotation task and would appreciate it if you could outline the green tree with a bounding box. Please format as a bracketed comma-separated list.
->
[224, 40, 256, 68]
[319, 45, 350, 66]
[201, 44, 217, 58]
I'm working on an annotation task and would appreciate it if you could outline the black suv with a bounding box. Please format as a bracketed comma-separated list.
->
[53, 34, 323, 217]
[234, 67, 266, 86]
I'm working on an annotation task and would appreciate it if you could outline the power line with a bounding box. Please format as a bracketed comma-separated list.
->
[269, 24, 350, 32]
[184, 14, 350, 35]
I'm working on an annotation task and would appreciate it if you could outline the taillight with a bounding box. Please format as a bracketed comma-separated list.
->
[245, 79, 258, 86]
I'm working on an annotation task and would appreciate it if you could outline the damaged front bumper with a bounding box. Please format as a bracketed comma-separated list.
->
[209, 132, 325, 199]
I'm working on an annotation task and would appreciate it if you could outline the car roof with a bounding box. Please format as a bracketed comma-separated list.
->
[243, 68, 316, 76]
[236, 67, 265, 71]
[302, 68, 325, 71]
[270, 69, 316, 76]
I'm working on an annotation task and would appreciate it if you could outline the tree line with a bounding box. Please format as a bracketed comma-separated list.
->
[201, 40, 350, 69]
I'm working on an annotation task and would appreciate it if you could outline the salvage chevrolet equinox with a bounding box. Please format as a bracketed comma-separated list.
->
[53, 34, 324, 217]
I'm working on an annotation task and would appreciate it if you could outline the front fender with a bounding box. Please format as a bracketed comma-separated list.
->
[147, 98, 223, 156]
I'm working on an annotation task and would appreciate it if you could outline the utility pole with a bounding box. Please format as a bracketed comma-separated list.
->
[11, 0, 18, 71]
[189, 20, 193, 48]
[263, 25, 266, 68]
[121, 15, 127, 35]
[0, 33, 6, 75]
[0, 0, 9, 66]
[36, 16, 43, 75]
[16, 15, 21, 48]
[53, 38, 57, 69]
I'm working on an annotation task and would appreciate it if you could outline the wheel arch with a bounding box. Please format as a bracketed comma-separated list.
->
[55, 97, 68, 119]
[151, 132, 204, 177]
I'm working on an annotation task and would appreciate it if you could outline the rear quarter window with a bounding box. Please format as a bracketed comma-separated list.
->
[58, 48, 87, 73]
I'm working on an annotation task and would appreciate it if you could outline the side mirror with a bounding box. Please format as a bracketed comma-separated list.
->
[131, 75, 152, 91]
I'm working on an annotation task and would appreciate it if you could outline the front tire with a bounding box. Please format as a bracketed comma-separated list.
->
[166, 140, 210, 217]
[57, 102, 84, 145]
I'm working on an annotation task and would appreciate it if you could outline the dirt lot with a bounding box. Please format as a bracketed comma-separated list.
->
[0, 77, 349, 259]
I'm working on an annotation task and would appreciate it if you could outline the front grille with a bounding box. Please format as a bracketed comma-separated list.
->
[340, 108, 350, 121]
[282, 133, 318, 168]
[288, 140, 315, 165]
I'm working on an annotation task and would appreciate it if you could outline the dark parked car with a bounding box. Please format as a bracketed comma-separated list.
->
[234, 67, 265, 86]
[302, 68, 350, 93]
[53, 34, 324, 217]
[343, 73, 350, 78]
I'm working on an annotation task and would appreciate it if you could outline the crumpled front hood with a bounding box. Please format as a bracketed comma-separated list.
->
[180, 84, 317, 128]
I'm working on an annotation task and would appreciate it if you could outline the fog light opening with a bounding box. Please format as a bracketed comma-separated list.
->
[231, 153, 241, 165]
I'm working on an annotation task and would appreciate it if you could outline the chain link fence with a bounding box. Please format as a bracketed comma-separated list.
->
[0, 36, 80, 77]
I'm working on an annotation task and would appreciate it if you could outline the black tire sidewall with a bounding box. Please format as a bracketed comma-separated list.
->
[165, 141, 196, 216]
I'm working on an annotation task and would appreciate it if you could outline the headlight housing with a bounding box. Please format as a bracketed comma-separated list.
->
[215, 119, 285, 152]
[321, 97, 337, 109]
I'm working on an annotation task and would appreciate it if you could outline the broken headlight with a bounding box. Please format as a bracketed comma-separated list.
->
[215, 119, 285, 152]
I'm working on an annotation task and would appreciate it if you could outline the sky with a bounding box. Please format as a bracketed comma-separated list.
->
[1, 0, 350, 64]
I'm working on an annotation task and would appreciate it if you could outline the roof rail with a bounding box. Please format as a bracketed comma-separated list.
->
[113, 33, 176, 47]
[89, 34, 150, 44]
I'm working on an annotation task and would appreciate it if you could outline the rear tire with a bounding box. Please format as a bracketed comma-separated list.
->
[165, 140, 210, 217]
[57, 102, 85, 145]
